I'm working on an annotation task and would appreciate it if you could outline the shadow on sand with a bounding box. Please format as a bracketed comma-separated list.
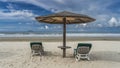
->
[31, 50, 120, 62]
[90, 51, 120, 62]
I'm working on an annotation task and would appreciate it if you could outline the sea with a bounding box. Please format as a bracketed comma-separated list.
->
[0, 27, 120, 38]
[0, 31, 120, 38]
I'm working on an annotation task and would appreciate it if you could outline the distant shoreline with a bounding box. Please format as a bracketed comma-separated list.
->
[0, 35, 120, 41]
[0, 33, 120, 41]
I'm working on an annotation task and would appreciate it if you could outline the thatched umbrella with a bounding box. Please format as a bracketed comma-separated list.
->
[35, 11, 95, 57]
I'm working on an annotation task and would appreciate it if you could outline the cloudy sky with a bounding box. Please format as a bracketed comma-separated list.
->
[0, 0, 120, 32]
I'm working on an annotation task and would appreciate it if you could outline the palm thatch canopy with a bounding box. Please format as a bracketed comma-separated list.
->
[35, 11, 95, 24]
[35, 11, 95, 58]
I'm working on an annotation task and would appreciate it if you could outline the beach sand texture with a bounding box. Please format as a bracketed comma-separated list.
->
[0, 41, 120, 68]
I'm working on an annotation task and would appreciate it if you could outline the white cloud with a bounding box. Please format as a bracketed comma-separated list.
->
[50, 8, 58, 12]
[45, 25, 49, 29]
[6, 3, 14, 10]
[0, 10, 37, 20]
[108, 17, 119, 27]
[97, 24, 103, 27]
[82, 24, 87, 27]
[109, 17, 117, 23]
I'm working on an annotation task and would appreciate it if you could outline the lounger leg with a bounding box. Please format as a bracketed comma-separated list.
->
[39, 52, 42, 56]
[32, 50, 34, 56]
[87, 54, 90, 61]
[41, 51, 44, 55]
[75, 54, 80, 61]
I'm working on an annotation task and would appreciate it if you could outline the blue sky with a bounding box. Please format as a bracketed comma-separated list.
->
[0, 0, 120, 32]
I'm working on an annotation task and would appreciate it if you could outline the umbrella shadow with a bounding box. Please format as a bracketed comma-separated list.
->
[43, 51, 61, 57]
[90, 51, 120, 62]
[43, 51, 74, 58]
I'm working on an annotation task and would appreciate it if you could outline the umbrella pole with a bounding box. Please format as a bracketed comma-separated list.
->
[63, 17, 66, 57]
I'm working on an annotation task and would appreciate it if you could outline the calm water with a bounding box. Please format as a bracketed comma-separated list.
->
[0, 27, 120, 37]
[0, 33, 120, 38]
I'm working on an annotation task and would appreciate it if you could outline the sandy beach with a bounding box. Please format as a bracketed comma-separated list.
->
[0, 40, 120, 68]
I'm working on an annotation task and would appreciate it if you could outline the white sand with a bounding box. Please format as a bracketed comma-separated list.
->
[0, 41, 120, 68]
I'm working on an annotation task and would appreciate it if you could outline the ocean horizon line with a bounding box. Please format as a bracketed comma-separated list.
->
[0, 33, 120, 37]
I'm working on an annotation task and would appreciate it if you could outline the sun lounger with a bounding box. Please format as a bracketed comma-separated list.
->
[74, 43, 92, 61]
[30, 42, 44, 56]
